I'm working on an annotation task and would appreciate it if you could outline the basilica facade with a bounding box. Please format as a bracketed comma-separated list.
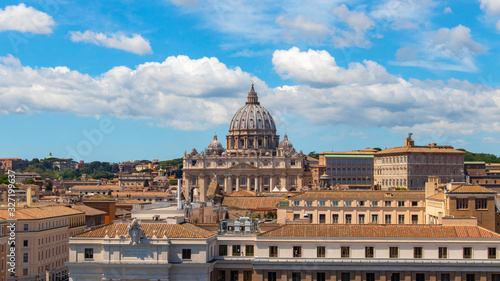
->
[182, 85, 305, 202]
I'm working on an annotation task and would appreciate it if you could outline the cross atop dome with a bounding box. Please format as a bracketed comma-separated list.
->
[246, 84, 259, 105]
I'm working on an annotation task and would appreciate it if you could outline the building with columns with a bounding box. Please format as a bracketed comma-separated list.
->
[182, 85, 305, 202]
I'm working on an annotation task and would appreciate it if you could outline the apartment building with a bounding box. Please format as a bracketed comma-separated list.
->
[0, 206, 85, 281]
[277, 190, 425, 225]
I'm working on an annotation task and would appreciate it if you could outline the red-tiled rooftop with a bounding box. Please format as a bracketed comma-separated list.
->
[290, 190, 425, 200]
[448, 185, 496, 194]
[74, 222, 215, 239]
[0, 206, 84, 220]
[259, 224, 500, 239]
[222, 196, 284, 210]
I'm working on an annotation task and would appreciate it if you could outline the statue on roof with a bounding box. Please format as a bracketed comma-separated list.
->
[128, 219, 144, 245]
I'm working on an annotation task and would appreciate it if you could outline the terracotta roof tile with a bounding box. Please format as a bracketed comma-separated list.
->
[225, 190, 258, 197]
[291, 191, 425, 200]
[0, 206, 84, 220]
[222, 196, 284, 210]
[73, 222, 215, 239]
[259, 224, 500, 239]
[376, 146, 464, 155]
[428, 192, 445, 200]
[448, 185, 496, 194]
[69, 205, 106, 216]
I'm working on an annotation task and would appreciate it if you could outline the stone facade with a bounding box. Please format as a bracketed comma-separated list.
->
[183, 86, 305, 202]
[374, 136, 465, 190]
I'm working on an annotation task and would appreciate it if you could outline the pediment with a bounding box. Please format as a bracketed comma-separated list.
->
[229, 162, 258, 171]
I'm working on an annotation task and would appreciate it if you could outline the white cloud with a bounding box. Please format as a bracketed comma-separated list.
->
[69, 31, 153, 55]
[0, 3, 55, 34]
[479, 0, 500, 15]
[0, 54, 262, 130]
[393, 25, 485, 72]
[482, 137, 500, 144]
[276, 15, 331, 43]
[168, 0, 199, 6]
[272, 47, 399, 87]
[371, 0, 437, 30]
[497, 20, 500, 31]
[443, 7, 452, 14]
[331, 4, 374, 48]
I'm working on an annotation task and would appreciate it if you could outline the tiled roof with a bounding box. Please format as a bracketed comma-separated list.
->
[226, 190, 258, 197]
[448, 185, 496, 194]
[222, 196, 284, 210]
[376, 146, 464, 155]
[116, 199, 148, 205]
[259, 224, 500, 239]
[71, 185, 122, 189]
[0, 206, 84, 220]
[290, 190, 425, 200]
[427, 192, 445, 201]
[112, 192, 173, 197]
[73, 222, 215, 239]
[115, 208, 131, 216]
[69, 205, 107, 216]
[83, 195, 116, 201]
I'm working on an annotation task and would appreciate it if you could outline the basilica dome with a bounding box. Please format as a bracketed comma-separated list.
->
[229, 85, 276, 132]
[278, 133, 293, 149]
[206, 134, 224, 155]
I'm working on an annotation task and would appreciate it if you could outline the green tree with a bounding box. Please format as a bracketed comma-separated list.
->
[308, 151, 319, 159]
[25, 178, 35, 184]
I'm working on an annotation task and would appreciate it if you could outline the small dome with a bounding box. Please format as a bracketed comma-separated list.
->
[278, 134, 293, 149]
[208, 134, 223, 149]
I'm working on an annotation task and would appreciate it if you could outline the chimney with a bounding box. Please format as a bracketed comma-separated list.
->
[27, 187, 32, 207]
[177, 179, 182, 210]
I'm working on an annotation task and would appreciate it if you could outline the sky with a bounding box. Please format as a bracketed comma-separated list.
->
[1, 0, 500, 162]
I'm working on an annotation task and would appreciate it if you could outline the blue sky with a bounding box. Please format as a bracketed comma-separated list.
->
[1, 0, 500, 162]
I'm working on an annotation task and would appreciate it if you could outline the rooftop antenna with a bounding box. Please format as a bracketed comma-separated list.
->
[408, 132, 413, 140]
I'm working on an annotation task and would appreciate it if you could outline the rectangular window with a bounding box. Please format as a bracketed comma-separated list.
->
[269, 246, 278, 257]
[439, 247, 448, 259]
[466, 274, 475, 281]
[398, 201, 405, 207]
[332, 214, 339, 224]
[317, 272, 326, 281]
[23, 269, 28, 276]
[319, 214, 326, 224]
[306, 201, 313, 206]
[23, 240, 28, 247]
[366, 273, 375, 281]
[457, 198, 468, 210]
[441, 274, 451, 281]
[345, 201, 352, 207]
[359, 201, 365, 207]
[365, 247, 374, 258]
[341, 273, 350, 281]
[219, 245, 228, 256]
[182, 249, 192, 260]
[412, 215, 418, 224]
[317, 246, 326, 258]
[412, 201, 418, 207]
[398, 215, 405, 224]
[414, 247, 423, 258]
[232, 245, 241, 256]
[385, 214, 392, 224]
[488, 247, 497, 259]
[294, 201, 300, 206]
[230, 271, 238, 281]
[267, 272, 277, 281]
[341, 246, 350, 258]
[293, 246, 301, 257]
[390, 247, 399, 258]
[372, 214, 378, 223]
[371, 201, 378, 207]
[416, 274, 425, 281]
[385, 201, 391, 207]
[292, 272, 301, 281]
[345, 214, 352, 224]
[319, 201, 326, 207]
[84, 248, 93, 259]
[391, 273, 400, 281]
[23, 253, 28, 263]
[332, 201, 339, 207]
[243, 271, 252, 281]
[475, 198, 487, 210]
[245, 245, 254, 256]
[463, 247, 472, 259]
[23, 224, 28, 231]
[492, 274, 500, 281]
[359, 214, 365, 224]
[293, 214, 300, 220]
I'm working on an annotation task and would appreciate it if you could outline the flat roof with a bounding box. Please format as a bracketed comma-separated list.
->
[324, 154, 374, 158]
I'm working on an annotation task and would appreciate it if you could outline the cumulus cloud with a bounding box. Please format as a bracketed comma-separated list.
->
[443, 7, 452, 14]
[0, 3, 55, 34]
[0, 54, 262, 130]
[276, 15, 331, 43]
[482, 137, 500, 144]
[272, 47, 399, 87]
[371, 0, 437, 30]
[331, 4, 374, 48]
[479, 0, 500, 15]
[69, 31, 153, 55]
[393, 25, 485, 72]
